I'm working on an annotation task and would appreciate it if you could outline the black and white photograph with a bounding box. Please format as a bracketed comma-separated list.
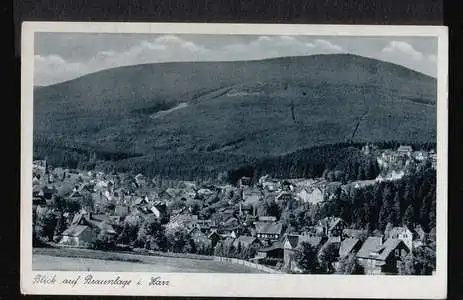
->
[21, 23, 448, 298]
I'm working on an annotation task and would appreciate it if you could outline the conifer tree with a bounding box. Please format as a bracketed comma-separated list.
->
[236, 242, 243, 259]
[378, 186, 394, 230]
[428, 193, 436, 230]
[357, 166, 366, 180]
[403, 205, 415, 229]
[392, 191, 401, 226]
[53, 212, 67, 239]
[419, 192, 432, 231]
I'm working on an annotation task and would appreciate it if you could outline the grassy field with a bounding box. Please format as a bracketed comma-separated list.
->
[32, 248, 265, 273]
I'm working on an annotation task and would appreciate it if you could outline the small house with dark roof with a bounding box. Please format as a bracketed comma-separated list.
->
[33, 185, 42, 197]
[255, 222, 284, 241]
[239, 176, 252, 187]
[33, 196, 47, 207]
[221, 209, 236, 220]
[189, 227, 211, 247]
[342, 229, 367, 240]
[254, 241, 284, 263]
[208, 230, 222, 248]
[222, 217, 239, 228]
[280, 180, 294, 192]
[150, 202, 167, 219]
[317, 217, 346, 241]
[133, 196, 149, 207]
[114, 205, 129, 218]
[60, 225, 96, 247]
[158, 188, 177, 200]
[300, 227, 320, 238]
[299, 235, 325, 249]
[32, 175, 41, 185]
[397, 145, 413, 155]
[70, 210, 117, 237]
[196, 219, 215, 232]
[276, 192, 295, 203]
[356, 237, 410, 275]
[33, 159, 47, 170]
[39, 185, 57, 200]
[232, 235, 261, 249]
[243, 191, 262, 207]
[413, 151, 428, 161]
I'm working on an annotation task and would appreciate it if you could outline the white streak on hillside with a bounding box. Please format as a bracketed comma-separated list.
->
[150, 102, 189, 119]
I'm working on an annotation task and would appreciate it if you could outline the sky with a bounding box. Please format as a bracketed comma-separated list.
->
[34, 33, 438, 86]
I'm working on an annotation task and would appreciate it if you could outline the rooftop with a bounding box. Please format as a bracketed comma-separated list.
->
[62, 225, 89, 237]
[255, 222, 284, 235]
[339, 238, 361, 258]
[284, 234, 324, 249]
[232, 235, 258, 248]
[397, 145, 413, 152]
[356, 236, 383, 259]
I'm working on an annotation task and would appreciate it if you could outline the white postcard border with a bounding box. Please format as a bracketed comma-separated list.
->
[21, 22, 448, 298]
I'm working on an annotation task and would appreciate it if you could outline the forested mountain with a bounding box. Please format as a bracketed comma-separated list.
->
[33, 54, 436, 180]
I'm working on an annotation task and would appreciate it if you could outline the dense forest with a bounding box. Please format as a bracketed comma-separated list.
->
[227, 141, 435, 185]
[33, 136, 142, 170]
[318, 161, 436, 232]
[34, 136, 435, 187]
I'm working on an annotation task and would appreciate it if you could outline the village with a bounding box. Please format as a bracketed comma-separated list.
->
[32, 144, 437, 275]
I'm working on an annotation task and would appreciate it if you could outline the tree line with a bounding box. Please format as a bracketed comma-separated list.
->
[213, 240, 258, 260]
[34, 138, 435, 185]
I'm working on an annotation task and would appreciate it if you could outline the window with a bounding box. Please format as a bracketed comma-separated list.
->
[395, 249, 399, 256]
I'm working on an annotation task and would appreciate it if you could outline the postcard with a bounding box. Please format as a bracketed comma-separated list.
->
[21, 22, 448, 298]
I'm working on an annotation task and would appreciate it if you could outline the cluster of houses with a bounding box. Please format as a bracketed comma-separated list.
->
[31, 144, 435, 274]
[259, 217, 425, 274]
[187, 213, 425, 275]
[375, 145, 437, 176]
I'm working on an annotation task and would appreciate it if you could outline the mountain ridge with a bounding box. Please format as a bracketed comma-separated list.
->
[34, 53, 435, 89]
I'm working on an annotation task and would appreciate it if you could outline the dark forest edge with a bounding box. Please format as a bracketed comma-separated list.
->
[33, 140, 436, 185]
